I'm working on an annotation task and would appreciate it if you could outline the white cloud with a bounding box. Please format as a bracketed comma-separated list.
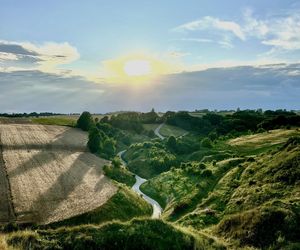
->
[0, 52, 18, 61]
[243, 8, 300, 50]
[174, 16, 246, 41]
[173, 9, 300, 52]
[0, 40, 80, 73]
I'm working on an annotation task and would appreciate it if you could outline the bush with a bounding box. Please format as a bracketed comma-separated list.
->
[201, 137, 213, 148]
[77, 111, 94, 131]
[112, 157, 122, 168]
[201, 169, 213, 177]
[87, 128, 101, 153]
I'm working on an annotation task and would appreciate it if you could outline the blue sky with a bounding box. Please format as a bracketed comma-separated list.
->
[0, 0, 299, 112]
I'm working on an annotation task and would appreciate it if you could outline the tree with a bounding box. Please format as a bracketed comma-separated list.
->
[103, 138, 116, 159]
[77, 111, 94, 131]
[167, 136, 177, 151]
[208, 131, 218, 141]
[87, 128, 101, 153]
[112, 157, 122, 168]
[201, 137, 213, 148]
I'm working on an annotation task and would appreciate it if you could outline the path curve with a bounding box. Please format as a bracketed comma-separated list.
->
[154, 123, 165, 140]
[117, 150, 162, 218]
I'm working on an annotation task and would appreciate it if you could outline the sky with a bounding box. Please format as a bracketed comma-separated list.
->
[0, 0, 299, 113]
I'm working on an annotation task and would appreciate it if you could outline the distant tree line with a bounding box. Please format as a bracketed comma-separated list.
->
[163, 109, 300, 136]
[100, 109, 161, 134]
[0, 112, 63, 118]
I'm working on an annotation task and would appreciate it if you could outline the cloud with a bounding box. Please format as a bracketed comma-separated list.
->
[173, 8, 300, 52]
[0, 40, 80, 73]
[0, 64, 299, 112]
[243, 8, 300, 50]
[174, 16, 246, 41]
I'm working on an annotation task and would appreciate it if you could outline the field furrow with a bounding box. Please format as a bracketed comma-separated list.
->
[0, 124, 117, 224]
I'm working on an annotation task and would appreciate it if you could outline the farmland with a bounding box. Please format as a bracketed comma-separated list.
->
[0, 124, 117, 224]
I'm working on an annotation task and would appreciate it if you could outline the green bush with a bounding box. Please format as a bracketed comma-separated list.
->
[77, 111, 94, 131]
[201, 137, 213, 148]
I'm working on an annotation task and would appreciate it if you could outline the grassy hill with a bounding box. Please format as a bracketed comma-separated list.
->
[140, 131, 300, 248]
[47, 185, 152, 228]
[5, 219, 226, 250]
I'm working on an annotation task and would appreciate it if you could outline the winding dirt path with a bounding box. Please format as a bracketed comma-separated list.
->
[154, 123, 165, 140]
[117, 150, 163, 218]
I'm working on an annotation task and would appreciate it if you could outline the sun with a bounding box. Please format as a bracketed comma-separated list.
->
[123, 60, 151, 76]
[100, 52, 181, 84]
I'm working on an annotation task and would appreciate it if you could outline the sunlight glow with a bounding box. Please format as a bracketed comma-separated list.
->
[123, 60, 151, 76]
[101, 52, 181, 84]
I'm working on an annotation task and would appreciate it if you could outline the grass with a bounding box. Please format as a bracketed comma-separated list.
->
[7, 219, 196, 250]
[139, 132, 300, 248]
[140, 159, 244, 221]
[159, 124, 187, 138]
[31, 114, 108, 127]
[226, 128, 300, 155]
[47, 185, 152, 228]
[31, 117, 76, 126]
[143, 123, 160, 132]
[103, 164, 136, 187]
[143, 123, 187, 138]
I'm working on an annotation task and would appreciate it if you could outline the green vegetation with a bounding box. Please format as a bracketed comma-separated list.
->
[124, 140, 178, 179]
[48, 185, 152, 228]
[31, 117, 76, 126]
[140, 130, 300, 248]
[6, 219, 228, 250]
[103, 164, 135, 187]
[77, 111, 94, 131]
[164, 109, 300, 136]
[159, 124, 187, 137]
[2, 109, 300, 249]
[140, 158, 244, 220]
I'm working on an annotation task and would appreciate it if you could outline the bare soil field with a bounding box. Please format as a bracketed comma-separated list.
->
[0, 124, 117, 224]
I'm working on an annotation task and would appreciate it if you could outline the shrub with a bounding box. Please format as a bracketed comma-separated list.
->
[201, 169, 213, 177]
[201, 137, 213, 148]
[77, 111, 94, 131]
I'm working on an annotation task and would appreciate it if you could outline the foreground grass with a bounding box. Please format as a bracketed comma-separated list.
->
[48, 185, 151, 228]
[5, 219, 226, 250]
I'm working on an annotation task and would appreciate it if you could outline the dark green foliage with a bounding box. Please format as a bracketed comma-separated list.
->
[164, 110, 300, 138]
[125, 141, 178, 179]
[108, 112, 144, 133]
[77, 111, 94, 131]
[201, 137, 213, 148]
[208, 131, 218, 141]
[201, 169, 213, 177]
[167, 135, 177, 151]
[1, 222, 19, 233]
[87, 127, 101, 153]
[103, 165, 135, 186]
[217, 205, 300, 248]
[102, 138, 116, 159]
[8, 219, 196, 250]
[147, 129, 156, 138]
[112, 157, 122, 168]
